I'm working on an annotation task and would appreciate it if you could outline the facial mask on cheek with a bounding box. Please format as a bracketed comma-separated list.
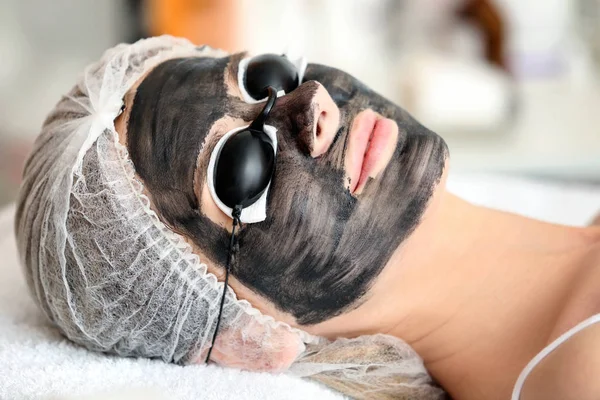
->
[223, 64, 448, 326]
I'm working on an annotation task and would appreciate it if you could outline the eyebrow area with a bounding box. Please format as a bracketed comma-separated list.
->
[224, 52, 252, 98]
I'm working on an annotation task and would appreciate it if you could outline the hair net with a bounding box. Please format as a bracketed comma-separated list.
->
[14, 35, 445, 399]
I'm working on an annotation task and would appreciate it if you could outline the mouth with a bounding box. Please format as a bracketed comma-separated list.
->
[345, 109, 399, 194]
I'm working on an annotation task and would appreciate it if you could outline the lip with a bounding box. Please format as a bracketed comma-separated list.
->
[345, 109, 399, 194]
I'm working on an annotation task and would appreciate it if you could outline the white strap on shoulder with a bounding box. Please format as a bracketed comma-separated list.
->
[512, 313, 600, 400]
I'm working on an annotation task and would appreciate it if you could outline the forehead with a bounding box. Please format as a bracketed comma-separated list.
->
[139, 56, 232, 98]
[125, 57, 233, 189]
[132, 55, 238, 137]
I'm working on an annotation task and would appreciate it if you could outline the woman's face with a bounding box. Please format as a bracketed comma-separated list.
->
[118, 52, 448, 328]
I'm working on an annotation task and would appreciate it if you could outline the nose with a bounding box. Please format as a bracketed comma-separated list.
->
[270, 81, 340, 158]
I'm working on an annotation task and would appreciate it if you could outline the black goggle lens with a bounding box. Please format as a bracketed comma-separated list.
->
[214, 87, 278, 209]
[244, 54, 300, 100]
[214, 129, 275, 208]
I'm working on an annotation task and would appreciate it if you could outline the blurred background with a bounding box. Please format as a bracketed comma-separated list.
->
[1, 0, 599, 207]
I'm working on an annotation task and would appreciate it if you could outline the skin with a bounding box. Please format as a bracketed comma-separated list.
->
[114, 52, 600, 400]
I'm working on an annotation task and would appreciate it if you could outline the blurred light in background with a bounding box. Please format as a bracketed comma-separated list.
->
[1, 0, 599, 207]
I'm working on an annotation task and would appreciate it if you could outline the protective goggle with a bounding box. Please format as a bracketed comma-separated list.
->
[238, 53, 307, 103]
[206, 53, 306, 224]
[204, 54, 306, 363]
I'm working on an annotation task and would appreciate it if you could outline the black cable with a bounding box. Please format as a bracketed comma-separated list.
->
[205, 205, 243, 363]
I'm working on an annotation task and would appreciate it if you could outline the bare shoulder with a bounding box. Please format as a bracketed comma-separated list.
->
[520, 321, 600, 400]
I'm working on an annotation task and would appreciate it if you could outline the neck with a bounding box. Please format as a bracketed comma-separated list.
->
[383, 190, 600, 400]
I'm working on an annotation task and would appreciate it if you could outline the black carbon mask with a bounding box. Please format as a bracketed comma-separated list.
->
[126, 54, 448, 326]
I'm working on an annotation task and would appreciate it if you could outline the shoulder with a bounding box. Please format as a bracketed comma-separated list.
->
[520, 319, 600, 400]
[590, 212, 600, 226]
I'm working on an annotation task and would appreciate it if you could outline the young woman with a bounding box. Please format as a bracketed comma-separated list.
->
[16, 36, 600, 400]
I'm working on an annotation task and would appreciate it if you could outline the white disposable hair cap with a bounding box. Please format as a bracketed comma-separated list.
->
[14, 35, 444, 399]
